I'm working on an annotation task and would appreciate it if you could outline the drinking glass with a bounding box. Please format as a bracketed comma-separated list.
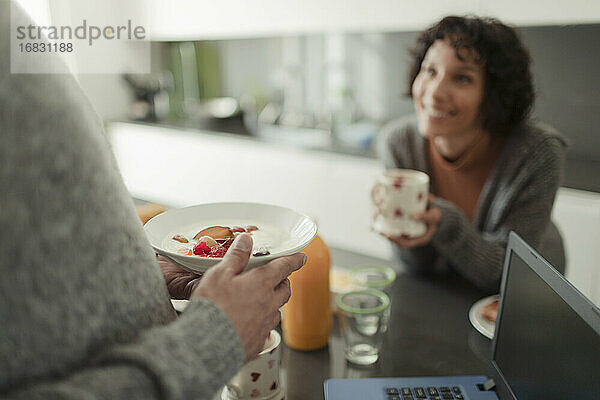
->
[350, 265, 396, 292]
[336, 289, 390, 365]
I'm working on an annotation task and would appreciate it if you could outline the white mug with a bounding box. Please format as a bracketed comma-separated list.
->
[222, 330, 283, 400]
[371, 169, 429, 238]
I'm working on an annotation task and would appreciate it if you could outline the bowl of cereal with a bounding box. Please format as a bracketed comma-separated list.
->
[144, 202, 317, 273]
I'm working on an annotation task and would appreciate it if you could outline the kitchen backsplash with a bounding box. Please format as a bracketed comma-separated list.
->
[81, 24, 600, 191]
[211, 25, 600, 161]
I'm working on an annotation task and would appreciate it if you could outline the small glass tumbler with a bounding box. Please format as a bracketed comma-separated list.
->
[350, 265, 396, 292]
[336, 289, 390, 365]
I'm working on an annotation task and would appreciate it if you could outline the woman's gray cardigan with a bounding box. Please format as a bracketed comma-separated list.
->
[378, 115, 567, 293]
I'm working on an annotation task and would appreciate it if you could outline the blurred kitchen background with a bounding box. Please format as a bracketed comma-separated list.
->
[67, 1, 600, 192]
[15, 0, 600, 304]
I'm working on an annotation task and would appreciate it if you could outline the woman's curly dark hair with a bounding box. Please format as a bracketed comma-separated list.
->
[407, 16, 535, 136]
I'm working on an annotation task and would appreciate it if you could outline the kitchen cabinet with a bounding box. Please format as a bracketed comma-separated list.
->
[108, 122, 600, 305]
[149, 0, 600, 40]
[551, 189, 600, 307]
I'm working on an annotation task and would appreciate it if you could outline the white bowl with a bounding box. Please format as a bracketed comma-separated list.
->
[144, 202, 317, 273]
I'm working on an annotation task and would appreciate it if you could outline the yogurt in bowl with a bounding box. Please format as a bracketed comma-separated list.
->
[145, 202, 317, 273]
[163, 220, 296, 258]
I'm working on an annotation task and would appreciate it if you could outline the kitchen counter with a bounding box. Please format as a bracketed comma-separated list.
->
[117, 120, 598, 192]
[115, 119, 378, 164]
[280, 264, 490, 400]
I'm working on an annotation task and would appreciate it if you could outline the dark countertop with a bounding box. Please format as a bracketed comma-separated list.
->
[280, 249, 491, 400]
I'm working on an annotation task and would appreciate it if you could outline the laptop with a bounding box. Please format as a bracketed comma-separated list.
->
[324, 232, 600, 399]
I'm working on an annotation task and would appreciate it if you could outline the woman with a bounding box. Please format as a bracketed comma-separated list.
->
[378, 16, 567, 293]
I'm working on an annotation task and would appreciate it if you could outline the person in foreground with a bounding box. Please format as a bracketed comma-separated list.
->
[378, 16, 567, 293]
[0, 2, 304, 399]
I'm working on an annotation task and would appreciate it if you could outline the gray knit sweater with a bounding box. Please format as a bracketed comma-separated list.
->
[0, 2, 243, 399]
[378, 115, 567, 293]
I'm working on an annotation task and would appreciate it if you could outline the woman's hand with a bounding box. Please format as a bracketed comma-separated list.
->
[157, 255, 203, 300]
[191, 234, 306, 362]
[383, 195, 442, 248]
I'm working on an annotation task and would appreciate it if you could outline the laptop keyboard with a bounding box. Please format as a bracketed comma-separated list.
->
[385, 386, 465, 400]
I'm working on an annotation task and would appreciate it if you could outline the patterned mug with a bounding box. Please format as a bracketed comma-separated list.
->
[371, 169, 429, 238]
[223, 330, 284, 400]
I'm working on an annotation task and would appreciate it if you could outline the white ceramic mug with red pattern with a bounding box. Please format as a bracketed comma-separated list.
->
[222, 330, 283, 400]
[371, 169, 429, 238]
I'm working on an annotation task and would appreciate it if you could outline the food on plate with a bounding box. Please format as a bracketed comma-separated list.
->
[252, 248, 270, 257]
[172, 234, 189, 243]
[193, 226, 234, 242]
[171, 224, 267, 259]
[193, 241, 228, 257]
[480, 299, 499, 323]
[196, 235, 218, 247]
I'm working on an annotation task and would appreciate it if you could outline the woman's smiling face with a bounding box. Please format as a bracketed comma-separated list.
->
[412, 38, 486, 140]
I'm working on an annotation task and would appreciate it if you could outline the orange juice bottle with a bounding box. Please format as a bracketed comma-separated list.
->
[282, 234, 331, 350]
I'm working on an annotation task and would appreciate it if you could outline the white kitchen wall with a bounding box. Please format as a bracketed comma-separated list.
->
[74, 42, 167, 120]
[12, 0, 52, 25]
[12, 0, 163, 119]
[76, 75, 132, 119]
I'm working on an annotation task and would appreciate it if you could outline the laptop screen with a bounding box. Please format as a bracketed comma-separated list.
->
[492, 251, 600, 399]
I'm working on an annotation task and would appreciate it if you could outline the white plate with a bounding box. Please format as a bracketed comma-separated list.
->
[145, 202, 317, 274]
[468, 294, 499, 339]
